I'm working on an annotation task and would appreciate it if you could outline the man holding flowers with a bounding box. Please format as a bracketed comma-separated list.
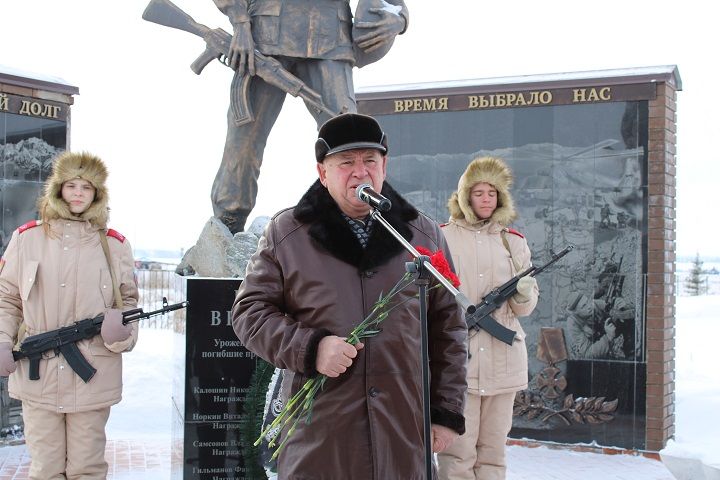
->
[232, 113, 468, 479]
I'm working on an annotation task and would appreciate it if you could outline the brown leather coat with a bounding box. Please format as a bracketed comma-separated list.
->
[232, 181, 467, 479]
[0, 219, 139, 413]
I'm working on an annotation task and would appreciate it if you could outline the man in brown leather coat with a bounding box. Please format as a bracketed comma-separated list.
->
[211, 0, 409, 233]
[232, 113, 467, 479]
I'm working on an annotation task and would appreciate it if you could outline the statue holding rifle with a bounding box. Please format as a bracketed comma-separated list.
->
[143, 0, 409, 233]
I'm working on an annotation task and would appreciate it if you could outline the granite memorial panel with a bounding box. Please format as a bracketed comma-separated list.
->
[173, 277, 266, 480]
[359, 84, 652, 449]
[0, 111, 65, 253]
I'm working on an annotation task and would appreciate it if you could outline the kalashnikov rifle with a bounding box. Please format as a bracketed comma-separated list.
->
[12, 297, 188, 383]
[467, 245, 574, 345]
[142, 0, 338, 125]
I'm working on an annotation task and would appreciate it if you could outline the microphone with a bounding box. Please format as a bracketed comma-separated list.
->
[356, 184, 392, 212]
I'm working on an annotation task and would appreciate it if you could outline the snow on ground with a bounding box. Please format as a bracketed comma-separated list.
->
[107, 296, 720, 478]
[506, 444, 673, 480]
[106, 328, 175, 441]
[660, 295, 720, 473]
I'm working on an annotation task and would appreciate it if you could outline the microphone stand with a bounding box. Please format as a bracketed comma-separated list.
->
[368, 207, 475, 480]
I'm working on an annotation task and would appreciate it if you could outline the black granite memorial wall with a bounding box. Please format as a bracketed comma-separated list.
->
[173, 277, 266, 480]
[0, 111, 66, 254]
[359, 82, 652, 449]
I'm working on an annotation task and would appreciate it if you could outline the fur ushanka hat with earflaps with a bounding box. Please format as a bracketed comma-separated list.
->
[38, 151, 110, 228]
[447, 156, 517, 226]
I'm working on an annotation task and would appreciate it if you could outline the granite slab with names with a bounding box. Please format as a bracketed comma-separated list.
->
[172, 277, 262, 480]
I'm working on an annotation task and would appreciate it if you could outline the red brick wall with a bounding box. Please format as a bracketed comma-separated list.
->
[645, 80, 678, 451]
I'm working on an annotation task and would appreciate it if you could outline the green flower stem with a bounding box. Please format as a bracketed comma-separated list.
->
[268, 377, 324, 456]
[255, 379, 316, 445]
[264, 396, 306, 448]
[270, 408, 305, 460]
[272, 380, 312, 423]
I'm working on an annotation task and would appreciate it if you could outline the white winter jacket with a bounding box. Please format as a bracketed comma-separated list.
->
[0, 218, 138, 413]
[442, 218, 538, 395]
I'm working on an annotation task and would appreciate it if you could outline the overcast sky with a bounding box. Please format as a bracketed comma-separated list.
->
[1, 0, 717, 257]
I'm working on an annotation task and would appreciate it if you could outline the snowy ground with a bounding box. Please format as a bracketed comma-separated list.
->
[659, 295, 720, 478]
[105, 295, 720, 479]
[105, 328, 175, 442]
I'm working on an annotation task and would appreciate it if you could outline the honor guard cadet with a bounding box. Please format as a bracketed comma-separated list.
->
[0, 151, 139, 480]
[439, 156, 539, 480]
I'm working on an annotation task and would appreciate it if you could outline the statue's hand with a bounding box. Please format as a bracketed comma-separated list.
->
[228, 22, 255, 76]
[353, 7, 405, 53]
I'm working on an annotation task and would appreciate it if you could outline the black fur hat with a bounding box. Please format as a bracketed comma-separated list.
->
[315, 113, 388, 162]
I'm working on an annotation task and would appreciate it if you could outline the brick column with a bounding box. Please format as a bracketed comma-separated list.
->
[645, 80, 678, 451]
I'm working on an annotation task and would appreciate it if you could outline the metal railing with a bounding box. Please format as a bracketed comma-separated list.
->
[135, 266, 186, 332]
[0, 265, 187, 437]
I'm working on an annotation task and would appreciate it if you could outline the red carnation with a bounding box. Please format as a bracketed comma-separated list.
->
[415, 246, 461, 288]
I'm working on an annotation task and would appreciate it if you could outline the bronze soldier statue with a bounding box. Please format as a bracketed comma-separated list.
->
[211, 0, 409, 232]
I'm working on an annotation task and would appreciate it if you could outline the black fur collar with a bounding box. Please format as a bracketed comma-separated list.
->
[294, 180, 419, 271]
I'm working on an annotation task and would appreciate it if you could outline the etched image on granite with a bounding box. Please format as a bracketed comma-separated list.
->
[372, 100, 649, 449]
[0, 111, 66, 255]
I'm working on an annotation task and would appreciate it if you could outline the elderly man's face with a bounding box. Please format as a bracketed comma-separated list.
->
[317, 148, 387, 218]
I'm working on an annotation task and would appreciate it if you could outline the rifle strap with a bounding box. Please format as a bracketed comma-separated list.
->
[99, 232, 124, 309]
[13, 323, 26, 351]
[500, 230, 523, 273]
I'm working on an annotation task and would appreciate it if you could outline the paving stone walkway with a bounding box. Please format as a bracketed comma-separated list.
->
[0, 440, 169, 480]
[0, 439, 676, 480]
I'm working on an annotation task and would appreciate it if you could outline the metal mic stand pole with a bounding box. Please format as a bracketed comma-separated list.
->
[369, 208, 475, 480]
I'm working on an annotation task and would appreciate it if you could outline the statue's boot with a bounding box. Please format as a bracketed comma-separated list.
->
[218, 211, 249, 234]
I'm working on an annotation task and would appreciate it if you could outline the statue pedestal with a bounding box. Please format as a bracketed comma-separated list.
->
[171, 277, 261, 480]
